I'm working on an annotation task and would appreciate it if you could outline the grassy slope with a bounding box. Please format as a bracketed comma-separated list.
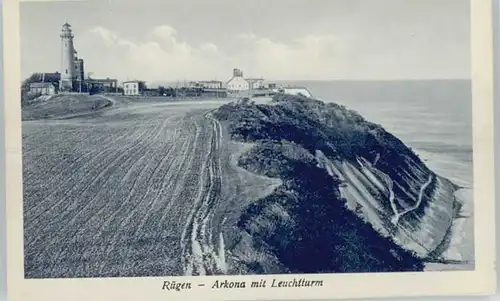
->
[22, 94, 112, 121]
[214, 94, 428, 274]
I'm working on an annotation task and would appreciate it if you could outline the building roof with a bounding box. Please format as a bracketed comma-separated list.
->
[27, 72, 60, 83]
[61, 22, 73, 37]
[227, 76, 265, 84]
[227, 76, 249, 82]
[202, 88, 227, 92]
[43, 72, 61, 79]
[122, 80, 144, 83]
[30, 82, 55, 88]
[86, 78, 118, 83]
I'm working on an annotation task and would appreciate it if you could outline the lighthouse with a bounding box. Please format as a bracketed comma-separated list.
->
[59, 22, 75, 91]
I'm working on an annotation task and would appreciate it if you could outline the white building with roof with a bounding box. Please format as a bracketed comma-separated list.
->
[30, 82, 57, 95]
[123, 80, 145, 96]
[280, 87, 313, 98]
[227, 77, 249, 92]
[227, 68, 265, 92]
[199, 80, 223, 89]
[227, 68, 249, 92]
[245, 78, 264, 89]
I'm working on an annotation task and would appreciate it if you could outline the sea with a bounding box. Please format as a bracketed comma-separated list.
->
[280, 80, 474, 268]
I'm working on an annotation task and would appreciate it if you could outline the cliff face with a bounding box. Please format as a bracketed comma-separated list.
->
[213, 94, 459, 274]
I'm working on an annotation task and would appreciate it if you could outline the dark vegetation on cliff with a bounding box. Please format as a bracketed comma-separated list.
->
[214, 94, 427, 273]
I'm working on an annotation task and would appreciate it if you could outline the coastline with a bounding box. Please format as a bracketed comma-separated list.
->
[21, 91, 474, 273]
[418, 153, 474, 270]
[245, 93, 474, 269]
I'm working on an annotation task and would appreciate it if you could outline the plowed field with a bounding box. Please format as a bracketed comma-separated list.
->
[23, 97, 279, 278]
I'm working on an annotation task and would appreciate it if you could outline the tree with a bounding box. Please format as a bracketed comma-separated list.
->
[158, 86, 166, 96]
[21, 73, 43, 103]
[89, 85, 104, 95]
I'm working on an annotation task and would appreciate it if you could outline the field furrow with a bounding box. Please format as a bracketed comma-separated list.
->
[101, 128, 194, 271]
[24, 120, 161, 236]
[44, 117, 180, 266]
[22, 124, 134, 186]
[23, 121, 156, 218]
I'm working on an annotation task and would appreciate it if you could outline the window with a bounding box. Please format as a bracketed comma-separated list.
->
[65, 69, 68, 74]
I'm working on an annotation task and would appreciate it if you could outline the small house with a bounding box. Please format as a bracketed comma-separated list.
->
[199, 80, 223, 89]
[29, 82, 57, 96]
[227, 69, 249, 92]
[245, 78, 265, 90]
[123, 80, 146, 96]
[86, 77, 118, 94]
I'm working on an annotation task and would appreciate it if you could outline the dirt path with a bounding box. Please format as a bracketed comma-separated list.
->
[395, 174, 433, 221]
[377, 168, 433, 226]
[180, 111, 228, 276]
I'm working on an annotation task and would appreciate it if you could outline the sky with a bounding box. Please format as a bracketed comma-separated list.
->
[20, 0, 471, 83]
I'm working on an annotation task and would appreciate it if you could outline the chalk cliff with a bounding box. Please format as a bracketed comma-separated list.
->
[213, 94, 461, 274]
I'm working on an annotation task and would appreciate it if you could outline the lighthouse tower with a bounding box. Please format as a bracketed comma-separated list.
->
[59, 22, 75, 91]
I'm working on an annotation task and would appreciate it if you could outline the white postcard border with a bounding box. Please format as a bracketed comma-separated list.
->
[4, 0, 496, 300]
